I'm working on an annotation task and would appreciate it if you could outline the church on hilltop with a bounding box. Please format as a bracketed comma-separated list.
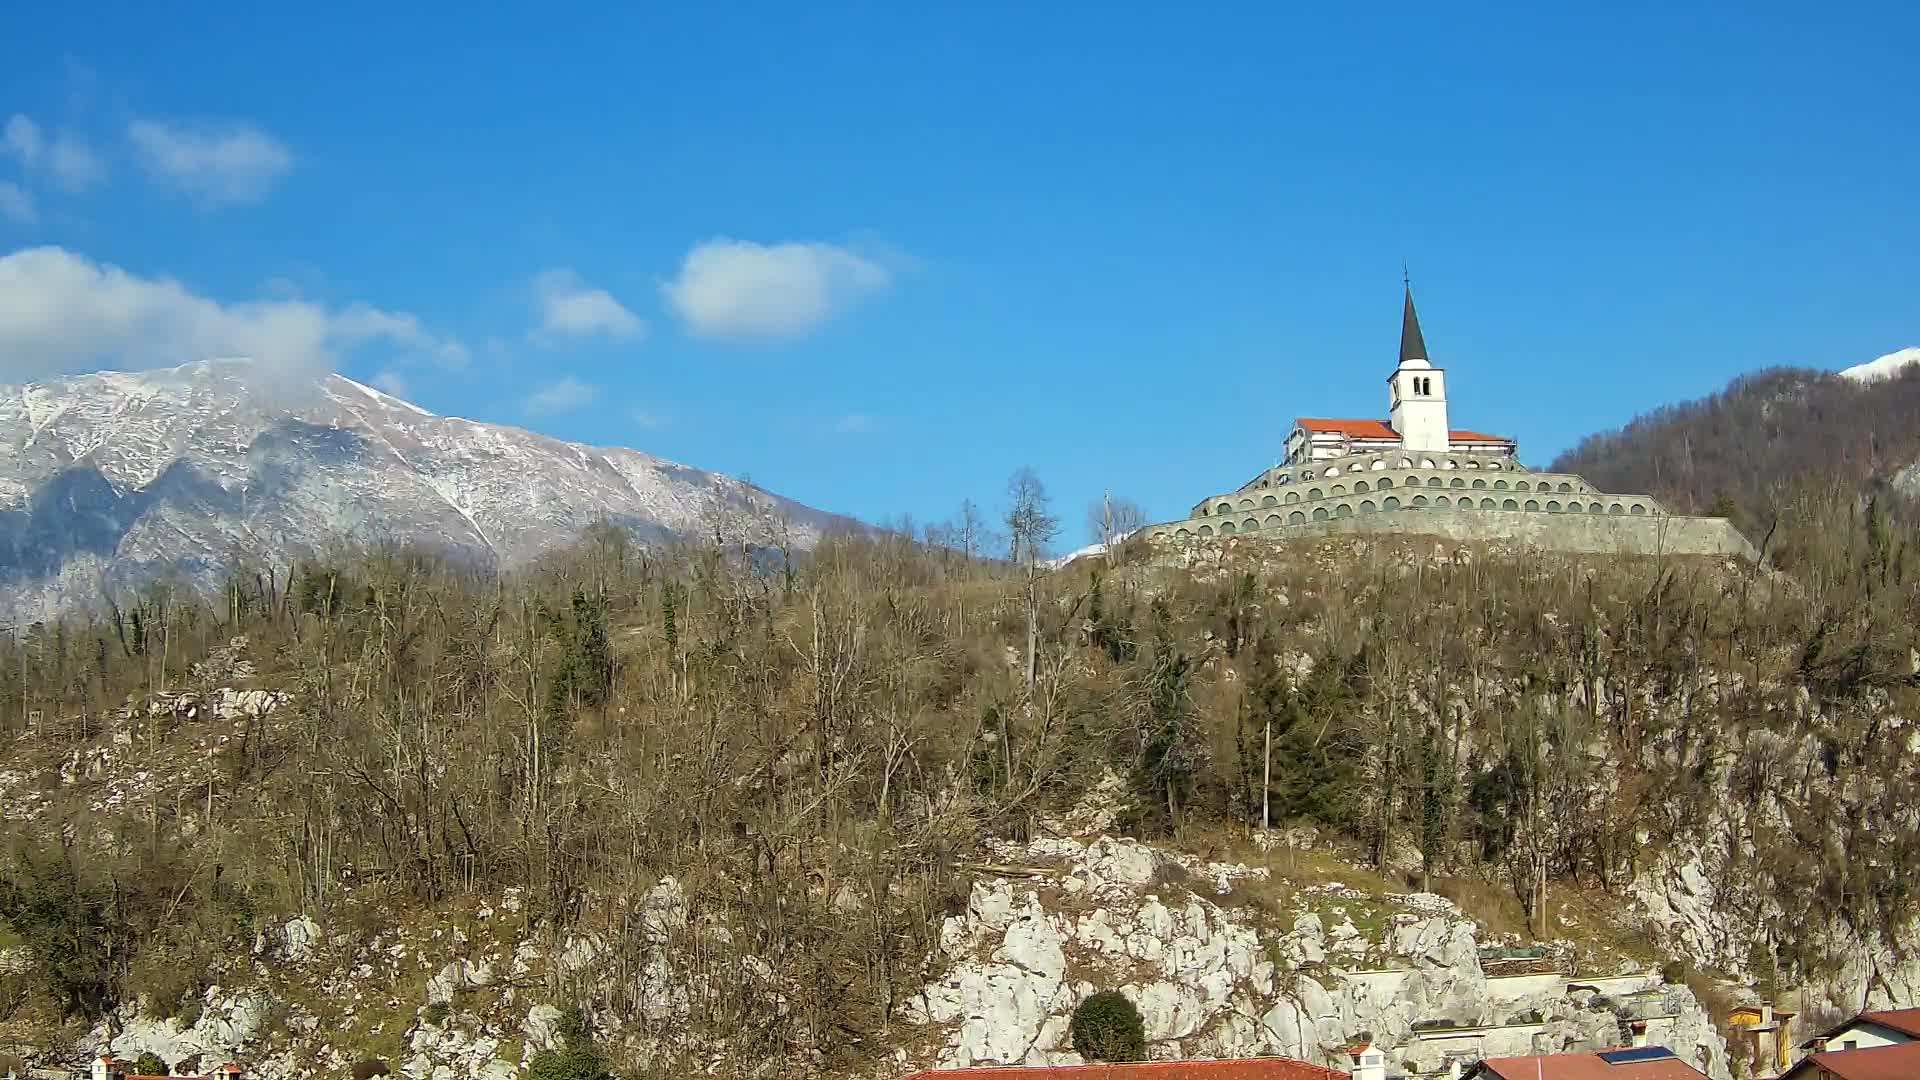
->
[1283, 290, 1516, 465]
[1140, 286, 1756, 559]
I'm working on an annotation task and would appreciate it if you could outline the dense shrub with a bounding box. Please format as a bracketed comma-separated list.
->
[528, 1007, 608, 1080]
[1071, 991, 1147, 1062]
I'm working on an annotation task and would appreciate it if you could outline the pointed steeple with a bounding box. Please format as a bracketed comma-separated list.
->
[1398, 282, 1428, 365]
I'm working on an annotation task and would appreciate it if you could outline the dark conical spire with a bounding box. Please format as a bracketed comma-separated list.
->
[1398, 281, 1428, 364]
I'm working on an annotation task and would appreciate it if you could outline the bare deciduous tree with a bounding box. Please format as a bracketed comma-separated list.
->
[1004, 468, 1059, 692]
[1086, 492, 1147, 561]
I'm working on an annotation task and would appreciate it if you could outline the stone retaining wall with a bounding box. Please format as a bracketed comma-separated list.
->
[1147, 507, 1756, 560]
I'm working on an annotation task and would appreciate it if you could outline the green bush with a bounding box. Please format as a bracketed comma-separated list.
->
[528, 1049, 603, 1080]
[528, 1006, 608, 1080]
[1070, 990, 1146, 1062]
[134, 1052, 168, 1076]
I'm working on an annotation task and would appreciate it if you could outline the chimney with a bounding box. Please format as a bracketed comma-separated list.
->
[1347, 1041, 1387, 1080]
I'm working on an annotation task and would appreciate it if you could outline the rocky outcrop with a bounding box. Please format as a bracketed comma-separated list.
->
[94, 989, 271, 1074]
[68, 879, 706, 1080]
[903, 837, 1729, 1079]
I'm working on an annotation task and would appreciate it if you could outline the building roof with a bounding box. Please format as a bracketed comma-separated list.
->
[1859, 1008, 1920, 1039]
[1782, 1040, 1920, 1079]
[1804, 1007, 1920, 1048]
[902, 1058, 1343, 1080]
[1400, 285, 1429, 364]
[1292, 417, 1513, 444]
[1295, 417, 1402, 439]
[1470, 1049, 1708, 1080]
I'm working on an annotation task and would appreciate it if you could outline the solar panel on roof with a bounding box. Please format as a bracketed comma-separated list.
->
[1597, 1047, 1676, 1064]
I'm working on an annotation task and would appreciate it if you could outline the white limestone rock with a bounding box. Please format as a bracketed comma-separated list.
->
[640, 876, 688, 942]
[901, 834, 1733, 1078]
[95, 988, 269, 1074]
[522, 1005, 564, 1054]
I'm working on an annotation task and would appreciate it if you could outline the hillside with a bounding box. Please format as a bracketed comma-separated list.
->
[1549, 351, 1920, 534]
[0, 360, 851, 623]
[0, 479, 1914, 1080]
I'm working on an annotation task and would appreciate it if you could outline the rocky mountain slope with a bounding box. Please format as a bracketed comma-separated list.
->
[0, 484, 1912, 1080]
[0, 360, 850, 622]
[36, 828, 1732, 1080]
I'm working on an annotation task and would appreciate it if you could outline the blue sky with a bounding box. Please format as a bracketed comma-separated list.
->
[3, 5, 1917, 542]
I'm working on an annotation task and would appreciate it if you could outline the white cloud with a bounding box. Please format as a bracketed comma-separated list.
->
[3, 114, 105, 193]
[4, 115, 43, 166]
[334, 303, 469, 368]
[0, 246, 464, 383]
[370, 370, 411, 398]
[0, 182, 34, 225]
[661, 238, 892, 341]
[526, 375, 597, 416]
[532, 269, 644, 344]
[46, 133, 105, 192]
[128, 120, 292, 205]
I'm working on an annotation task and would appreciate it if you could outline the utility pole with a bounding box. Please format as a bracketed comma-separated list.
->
[1262, 714, 1272, 837]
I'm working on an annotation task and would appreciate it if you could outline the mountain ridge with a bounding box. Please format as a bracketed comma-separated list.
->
[0, 360, 851, 621]
[1839, 345, 1920, 383]
[1548, 349, 1920, 529]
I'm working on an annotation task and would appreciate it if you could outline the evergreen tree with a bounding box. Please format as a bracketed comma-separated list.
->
[1138, 599, 1205, 828]
[543, 590, 613, 719]
[1244, 638, 1363, 828]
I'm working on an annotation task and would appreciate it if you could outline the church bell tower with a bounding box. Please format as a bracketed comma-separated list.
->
[1387, 284, 1449, 453]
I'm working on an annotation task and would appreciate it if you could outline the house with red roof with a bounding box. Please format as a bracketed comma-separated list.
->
[899, 1057, 1346, 1080]
[1781, 1007, 1920, 1078]
[1799, 1008, 1920, 1054]
[1462, 1046, 1708, 1080]
[90, 1056, 244, 1080]
[1779, 1039, 1920, 1079]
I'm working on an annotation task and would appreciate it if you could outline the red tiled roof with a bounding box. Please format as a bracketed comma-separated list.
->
[1296, 417, 1400, 438]
[904, 1058, 1343, 1080]
[1784, 1040, 1920, 1080]
[1292, 418, 1512, 444]
[1474, 1052, 1707, 1080]
[1859, 1008, 1920, 1039]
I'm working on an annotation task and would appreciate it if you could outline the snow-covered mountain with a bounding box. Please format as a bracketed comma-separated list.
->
[0, 360, 853, 621]
[1839, 346, 1920, 382]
